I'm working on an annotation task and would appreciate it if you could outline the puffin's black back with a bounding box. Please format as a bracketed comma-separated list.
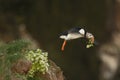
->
[59, 27, 86, 36]
[59, 30, 68, 36]
[68, 27, 81, 33]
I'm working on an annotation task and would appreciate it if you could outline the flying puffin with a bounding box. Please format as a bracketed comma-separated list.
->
[60, 27, 95, 51]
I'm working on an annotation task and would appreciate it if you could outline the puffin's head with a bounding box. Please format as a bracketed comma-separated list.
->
[86, 32, 94, 43]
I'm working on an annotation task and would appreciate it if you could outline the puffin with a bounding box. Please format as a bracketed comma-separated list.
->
[59, 27, 95, 51]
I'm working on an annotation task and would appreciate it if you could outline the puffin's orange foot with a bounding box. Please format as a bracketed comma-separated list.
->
[61, 40, 66, 51]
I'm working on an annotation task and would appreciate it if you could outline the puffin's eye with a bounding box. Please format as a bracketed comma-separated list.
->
[87, 33, 93, 38]
[89, 34, 92, 36]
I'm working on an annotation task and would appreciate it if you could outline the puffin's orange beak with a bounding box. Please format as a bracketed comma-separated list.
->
[61, 40, 67, 51]
[90, 37, 94, 44]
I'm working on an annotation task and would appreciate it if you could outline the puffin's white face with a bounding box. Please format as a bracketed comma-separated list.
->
[79, 29, 85, 35]
[86, 32, 94, 38]
[86, 32, 94, 44]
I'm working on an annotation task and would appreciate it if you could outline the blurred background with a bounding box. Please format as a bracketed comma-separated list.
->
[0, 0, 120, 80]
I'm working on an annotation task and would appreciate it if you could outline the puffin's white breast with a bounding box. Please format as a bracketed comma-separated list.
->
[66, 33, 83, 40]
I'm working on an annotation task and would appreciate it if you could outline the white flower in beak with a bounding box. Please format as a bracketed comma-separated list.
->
[86, 32, 95, 48]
